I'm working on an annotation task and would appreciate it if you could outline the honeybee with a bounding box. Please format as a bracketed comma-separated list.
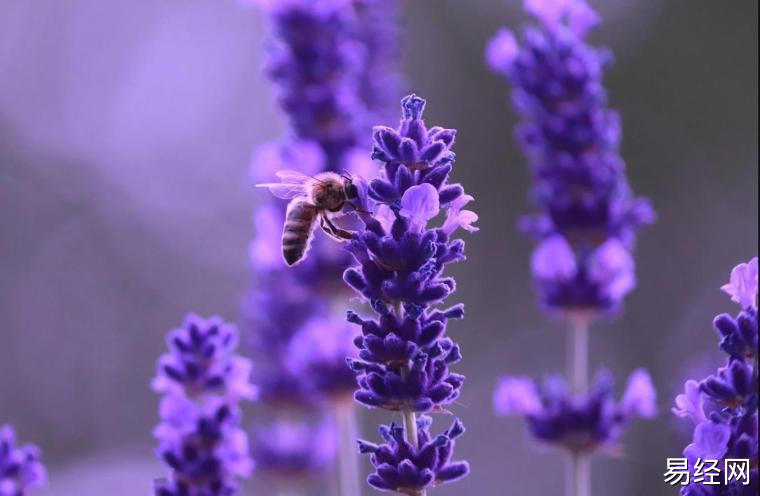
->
[257, 170, 360, 266]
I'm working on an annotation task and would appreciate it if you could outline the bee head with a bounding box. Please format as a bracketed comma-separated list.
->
[342, 174, 358, 200]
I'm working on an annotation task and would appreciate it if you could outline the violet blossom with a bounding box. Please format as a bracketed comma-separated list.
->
[357, 416, 468, 495]
[487, 2, 657, 491]
[152, 314, 257, 496]
[261, 94, 474, 493]
[340, 94, 475, 493]
[672, 257, 758, 496]
[0, 425, 46, 495]
[487, 0, 654, 314]
[256, 0, 400, 167]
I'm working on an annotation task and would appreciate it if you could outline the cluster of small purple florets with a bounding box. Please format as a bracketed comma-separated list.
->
[357, 416, 468, 495]
[341, 95, 476, 493]
[0, 425, 46, 496]
[487, 0, 654, 313]
[673, 257, 758, 496]
[259, 0, 399, 166]
[152, 314, 257, 496]
[494, 368, 656, 453]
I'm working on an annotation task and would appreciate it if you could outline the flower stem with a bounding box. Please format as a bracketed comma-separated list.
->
[394, 300, 426, 496]
[402, 404, 425, 496]
[336, 403, 362, 496]
[567, 451, 591, 496]
[568, 316, 589, 394]
[402, 406, 419, 449]
[566, 315, 591, 496]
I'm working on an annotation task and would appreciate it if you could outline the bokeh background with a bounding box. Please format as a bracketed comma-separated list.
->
[0, 0, 757, 494]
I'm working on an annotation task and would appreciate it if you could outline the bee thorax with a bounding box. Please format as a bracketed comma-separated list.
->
[312, 173, 347, 212]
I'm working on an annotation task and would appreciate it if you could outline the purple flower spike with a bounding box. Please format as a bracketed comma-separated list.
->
[153, 315, 257, 496]
[0, 425, 47, 495]
[261, 95, 475, 492]
[488, 0, 654, 314]
[341, 95, 474, 490]
[258, 0, 400, 167]
[358, 416, 469, 495]
[673, 258, 759, 495]
[494, 369, 655, 453]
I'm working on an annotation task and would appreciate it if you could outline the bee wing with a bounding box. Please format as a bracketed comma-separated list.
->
[256, 170, 313, 199]
[255, 182, 308, 200]
[275, 169, 312, 184]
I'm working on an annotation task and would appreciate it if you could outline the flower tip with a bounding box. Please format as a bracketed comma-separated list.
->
[401, 93, 426, 120]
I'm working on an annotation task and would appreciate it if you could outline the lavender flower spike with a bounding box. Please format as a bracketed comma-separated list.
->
[256, 0, 400, 168]
[263, 94, 475, 494]
[673, 257, 758, 496]
[152, 314, 257, 496]
[346, 94, 473, 493]
[0, 425, 46, 495]
[488, 2, 656, 495]
[488, 0, 655, 315]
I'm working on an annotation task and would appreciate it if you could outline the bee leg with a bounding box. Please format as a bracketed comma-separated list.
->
[318, 215, 340, 240]
[320, 215, 354, 241]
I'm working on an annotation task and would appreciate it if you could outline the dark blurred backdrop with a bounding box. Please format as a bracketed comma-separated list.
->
[1, 0, 757, 494]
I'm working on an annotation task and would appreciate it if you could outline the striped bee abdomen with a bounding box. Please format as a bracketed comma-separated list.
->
[282, 199, 318, 266]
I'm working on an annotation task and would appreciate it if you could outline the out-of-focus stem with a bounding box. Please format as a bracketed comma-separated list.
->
[568, 316, 589, 394]
[567, 451, 591, 496]
[336, 403, 361, 496]
[566, 315, 591, 496]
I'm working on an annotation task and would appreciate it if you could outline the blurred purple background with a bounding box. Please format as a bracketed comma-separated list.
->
[0, 0, 757, 494]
